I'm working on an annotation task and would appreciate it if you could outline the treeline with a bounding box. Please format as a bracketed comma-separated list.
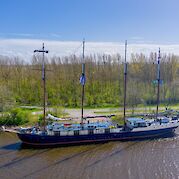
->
[0, 53, 178, 111]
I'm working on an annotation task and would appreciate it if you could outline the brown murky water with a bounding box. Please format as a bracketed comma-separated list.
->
[0, 130, 179, 179]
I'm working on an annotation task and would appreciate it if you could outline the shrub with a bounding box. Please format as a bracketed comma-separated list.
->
[0, 108, 29, 126]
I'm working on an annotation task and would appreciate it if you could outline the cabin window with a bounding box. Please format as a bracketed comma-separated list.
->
[105, 128, 110, 134]
[54, 131, 60, 136]
[88, 129, 94, 135]
[74, 130, 79, 135]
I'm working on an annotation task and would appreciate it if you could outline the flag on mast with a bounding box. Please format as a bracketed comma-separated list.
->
[80, 73, 86, 85]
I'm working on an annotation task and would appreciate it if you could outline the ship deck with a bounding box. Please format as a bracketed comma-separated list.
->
[132, 122, 179, 132]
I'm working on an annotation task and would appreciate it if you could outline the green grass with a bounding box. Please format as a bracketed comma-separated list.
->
[111, 115, 124, 125]
[93, 104, 179, 115]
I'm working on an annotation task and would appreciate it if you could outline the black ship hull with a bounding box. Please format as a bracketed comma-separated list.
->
[17, 125, 178, 147]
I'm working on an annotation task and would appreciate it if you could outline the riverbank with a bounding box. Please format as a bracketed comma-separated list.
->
[0, 105, 178, 127]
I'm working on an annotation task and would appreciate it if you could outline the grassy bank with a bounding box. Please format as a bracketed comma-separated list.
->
[0, 104, 178, 127]
[0, 106, 69, 127]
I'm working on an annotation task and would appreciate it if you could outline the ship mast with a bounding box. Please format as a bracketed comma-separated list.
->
[34, 43, 49, 131]
[156, 48, 161, 120]
[80, 39, 85, 126]
[123, 40, 127, 127]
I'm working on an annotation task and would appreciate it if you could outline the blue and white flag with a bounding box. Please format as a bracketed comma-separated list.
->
[80, 74, 86, 85]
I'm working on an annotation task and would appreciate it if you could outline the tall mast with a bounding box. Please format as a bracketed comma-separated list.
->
[123, 40, 127, 127]
[156, 48, 161, 120]
[34, 43, 48, 131]
[80, 39, 85, 126]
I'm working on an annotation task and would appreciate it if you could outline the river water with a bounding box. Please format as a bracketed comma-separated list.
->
[0, 130, 179, 179]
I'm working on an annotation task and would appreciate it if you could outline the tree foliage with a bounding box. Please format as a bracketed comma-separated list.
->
[0, 53, 178, 109]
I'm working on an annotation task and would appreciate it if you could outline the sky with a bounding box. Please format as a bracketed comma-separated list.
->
[0, 0, 179, 59]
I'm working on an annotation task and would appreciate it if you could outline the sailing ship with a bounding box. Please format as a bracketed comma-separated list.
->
[17, 41, 179, 146]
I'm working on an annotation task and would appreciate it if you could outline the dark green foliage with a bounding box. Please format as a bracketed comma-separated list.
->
[0, 108, 29, 126]
[0, 53, 178, 109]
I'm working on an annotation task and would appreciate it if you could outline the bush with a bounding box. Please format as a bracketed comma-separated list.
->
[0, 108, 29, 126]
